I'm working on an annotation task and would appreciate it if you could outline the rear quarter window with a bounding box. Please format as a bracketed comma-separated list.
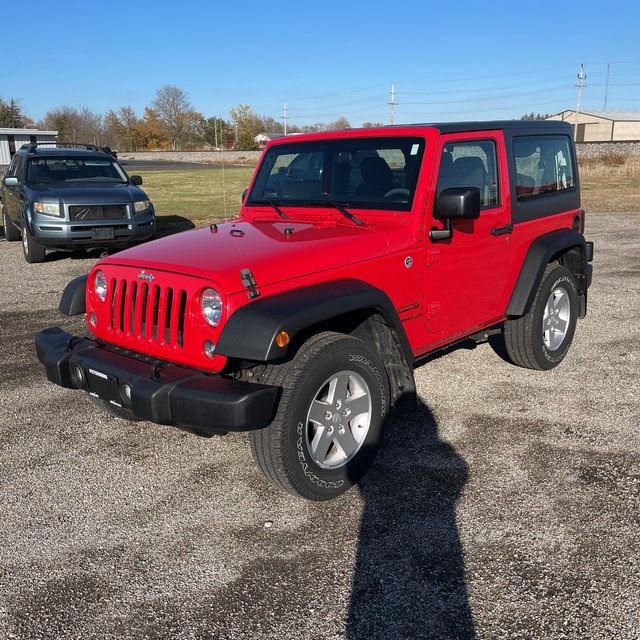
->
[513, 135, 575, 201]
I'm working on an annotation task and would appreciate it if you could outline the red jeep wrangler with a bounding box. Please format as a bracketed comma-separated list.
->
[36, 121, 593, 500]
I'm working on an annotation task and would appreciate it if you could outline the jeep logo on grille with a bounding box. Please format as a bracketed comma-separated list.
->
[138, 270, 155, 282]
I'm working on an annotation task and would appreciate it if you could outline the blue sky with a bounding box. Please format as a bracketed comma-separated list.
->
[6, 0, 640, 127]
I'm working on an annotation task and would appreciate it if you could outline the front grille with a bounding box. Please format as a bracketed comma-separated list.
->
[69, 205, 128, 221]
[109, 278, 187, 347]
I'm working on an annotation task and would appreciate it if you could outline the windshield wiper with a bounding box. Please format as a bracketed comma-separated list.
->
[309, 200, 364, 226]
[248, 199, 289, 219]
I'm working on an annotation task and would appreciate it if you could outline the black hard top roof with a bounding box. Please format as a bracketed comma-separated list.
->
[391, 120, 572, 134]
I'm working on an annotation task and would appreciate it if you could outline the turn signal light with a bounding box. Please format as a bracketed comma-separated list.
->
[275, 331, 290, 348]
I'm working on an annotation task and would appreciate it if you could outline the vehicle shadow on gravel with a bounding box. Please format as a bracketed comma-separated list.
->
[347, 402, 476, 640]
[155, 214, 195, 238]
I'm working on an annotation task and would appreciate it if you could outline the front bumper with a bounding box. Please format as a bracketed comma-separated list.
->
[35, 327, 279, 435]
[31, 208, 155, 248]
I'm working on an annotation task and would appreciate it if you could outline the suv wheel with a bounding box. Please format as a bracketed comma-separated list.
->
[250, 332, 390, 500]
[503, 263, 578, 370]
[22, 220, 46, 263]
[2, 206, 20, 242]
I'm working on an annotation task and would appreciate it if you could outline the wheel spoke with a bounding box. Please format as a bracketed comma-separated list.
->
[329, 373, 350, 408]
[555, 315, 569, 335]
[552, 289, 566, 312]
[333, 427, 359, 460]
[309, 426, 333, 462]
[344, 392, 370, 418]
[307, 399, 330, 426]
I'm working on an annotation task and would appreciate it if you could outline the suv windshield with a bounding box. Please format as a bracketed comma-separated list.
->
[26, 157, 127, 184]
[247, 136, 425, 211]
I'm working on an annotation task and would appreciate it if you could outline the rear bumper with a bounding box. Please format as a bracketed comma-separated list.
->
[35, 326, 279, 435]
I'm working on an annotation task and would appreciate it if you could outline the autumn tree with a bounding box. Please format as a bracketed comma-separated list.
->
[151, 85, 200, 150]
[39, 106, 103, 143]
[139, 108, 171, 149]
[328, 116, 351, 130]
[362, 121, 384, 128]
[201, 116, 234, 149]
[229, 104, 263, 150]
[104, 106, 142, 151]
[260, 116, 284, 135]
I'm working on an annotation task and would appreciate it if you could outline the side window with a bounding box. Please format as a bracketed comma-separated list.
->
[7, 154, 20, 178]
[436, 140, 499, 209]
[14, 156, 24, 181]
[513, 135, 575, 201]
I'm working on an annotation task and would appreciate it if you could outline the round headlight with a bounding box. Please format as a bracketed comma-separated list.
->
[201, 288, 222, 327]
[94, 270, 108, 302]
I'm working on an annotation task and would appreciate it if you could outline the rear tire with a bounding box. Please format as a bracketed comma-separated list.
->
[2, 206, 20, 241]
[250, 332, 390, 500]
[22, 220, 46, 263]
[503, 263, 578, 370]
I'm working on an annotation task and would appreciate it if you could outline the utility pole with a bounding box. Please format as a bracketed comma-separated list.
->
[389, 81, 396, 125]
[575, 64, 587, 142]
[282, 100, 288, 136]
[604, 63, 610, 110]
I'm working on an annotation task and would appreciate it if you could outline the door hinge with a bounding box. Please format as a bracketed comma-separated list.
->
[426, 302, 441, 320]
[425, 248, 441, 267]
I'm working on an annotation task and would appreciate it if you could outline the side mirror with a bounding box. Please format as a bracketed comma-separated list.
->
[130, 175, 143, 185]
[3, 176, 18, 187]
[242, 187, 248, 204]
[431, 187, 481, 241]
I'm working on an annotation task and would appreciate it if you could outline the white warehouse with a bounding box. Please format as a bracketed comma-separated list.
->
[0, 128, 58, 164]
[547, 110, 640, 142]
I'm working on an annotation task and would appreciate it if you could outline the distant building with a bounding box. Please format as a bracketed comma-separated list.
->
[0, 128, 58, 164]
[546, 110, 640, 142]
[254, 132, 285, 149]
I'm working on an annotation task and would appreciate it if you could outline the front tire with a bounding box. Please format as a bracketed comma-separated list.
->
[22, 220, 46, 263]
[250, 332, 390, 500]
[503, 263, 578, 370]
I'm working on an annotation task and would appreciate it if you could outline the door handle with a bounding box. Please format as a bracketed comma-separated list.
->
[490, 224, 513, 236]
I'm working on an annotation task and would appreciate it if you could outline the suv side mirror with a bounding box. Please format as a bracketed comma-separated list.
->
[130, 175, 143, 185]
[3, 176, 18, 187]
[430, 187, 481, 241]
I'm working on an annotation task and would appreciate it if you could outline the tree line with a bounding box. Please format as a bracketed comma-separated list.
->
[2, 91, 552, 151]
[0, 87, 365, 152]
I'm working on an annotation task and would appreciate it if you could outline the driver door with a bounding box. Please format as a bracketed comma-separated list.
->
[424, 132, 515, 338]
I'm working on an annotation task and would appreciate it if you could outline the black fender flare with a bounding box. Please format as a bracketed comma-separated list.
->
[506, 229, 588, 317]
[217, 278, 413, 364]
[59, 275, 87, 315]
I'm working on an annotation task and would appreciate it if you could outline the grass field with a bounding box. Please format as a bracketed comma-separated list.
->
[139, 157, 640, 233]
[578, 155, 640, 213]
[141, 167, 255, 231]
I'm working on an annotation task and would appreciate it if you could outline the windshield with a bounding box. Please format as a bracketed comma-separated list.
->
[26, 157, 128, 184]
[247, 136, 425, 211]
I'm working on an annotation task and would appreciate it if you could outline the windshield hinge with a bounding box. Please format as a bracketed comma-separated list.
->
[240, 268, 260, 299]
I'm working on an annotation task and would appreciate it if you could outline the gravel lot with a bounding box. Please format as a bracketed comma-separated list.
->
[0, 212, 638, 640]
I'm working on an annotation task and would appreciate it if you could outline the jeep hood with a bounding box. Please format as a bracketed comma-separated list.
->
[100, 218, 413, 293]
